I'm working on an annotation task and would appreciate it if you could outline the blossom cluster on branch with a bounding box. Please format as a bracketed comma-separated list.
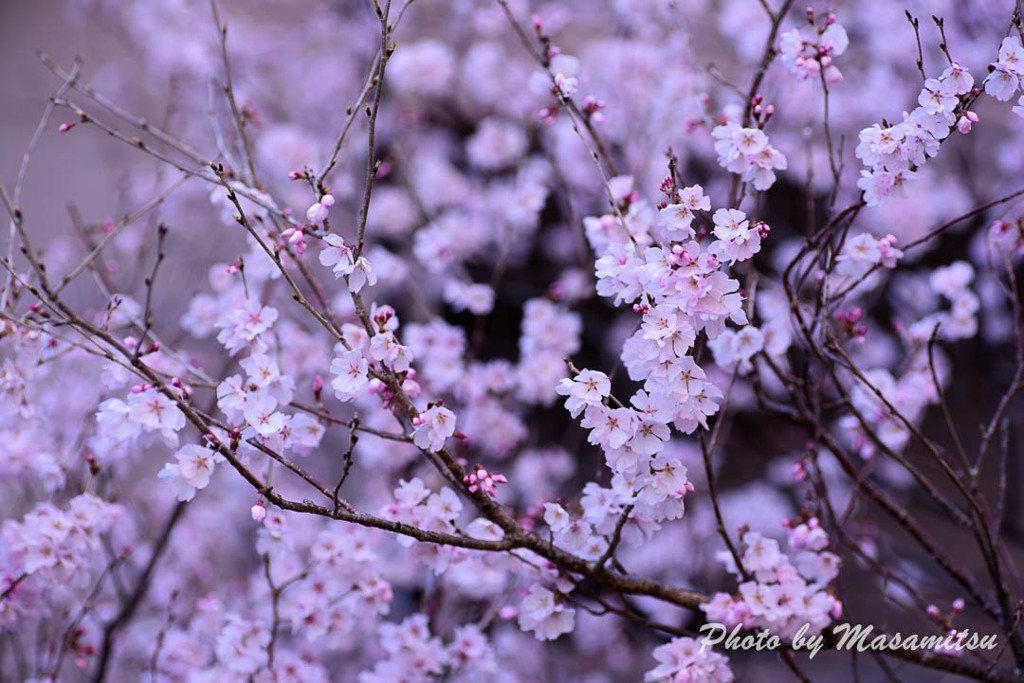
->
[2, 0, 1024, 681]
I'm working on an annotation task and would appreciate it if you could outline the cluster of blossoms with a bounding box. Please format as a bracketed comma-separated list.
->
[834, 232, 904, 280]
[711, 122, 788, 191]
[516, 582, 577, 642]
[366, 307, 416, 377]
[215, 299, 281, 356]
[305, 192, 335, 225]
[8, 0, 1024, 680]
[319, 232, 376, 293]
[359, 614, 496, 683]
[856, 63, 975, 205]
[263, 517, 392, 648]
[778, 11, 850, 83]
[643, 636, 734, 683]
[214, 347, 325, 453]
[212, 615, 273, 678]
[462, 465, 508, 497]
[836, 260, 979, 459]
[917, 261, 981, 342]
[383, 479, 582, 644]
[0, 321, 111, 489]
[702, 518, 842, 639]
[573, 179, 765, 458]
[1, 495, 123, 627]
[96, 385, 187, 448]
[386, 479, 462, 545]
[984, 37, 1024, 103]
[443, 280, 496, 315]
[141, 514, 393, 681]
[530, 177, 783, 645]
[516, 298, 583, 405]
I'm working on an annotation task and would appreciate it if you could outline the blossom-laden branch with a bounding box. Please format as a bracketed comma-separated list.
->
[5, 1, 1024, 682]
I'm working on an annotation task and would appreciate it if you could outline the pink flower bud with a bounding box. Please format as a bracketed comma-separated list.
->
[171, 377, 193, 397]
[251, 503, 267, 523]
[402, 378, 422, 397]
[289, 232, 308, 255]
[306, 201, 329, 224]
[537, 106, 558, 125]
[956, 115, 973, 135]
[792, 461, 807, 482]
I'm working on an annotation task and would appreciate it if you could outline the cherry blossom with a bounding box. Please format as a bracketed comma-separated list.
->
[412, 405, 457, 452]
[517, 583, 576, 641]
[158, 444, 218, 501]
[330, 348, 369, 400]
[6, 3, 1024, 682]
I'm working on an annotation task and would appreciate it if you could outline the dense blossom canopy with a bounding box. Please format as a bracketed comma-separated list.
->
[2, 0, 1024, 681]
